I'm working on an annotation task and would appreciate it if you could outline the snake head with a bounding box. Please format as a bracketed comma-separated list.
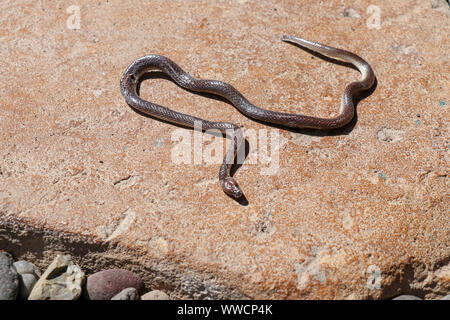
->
[221, 177, 243, 199]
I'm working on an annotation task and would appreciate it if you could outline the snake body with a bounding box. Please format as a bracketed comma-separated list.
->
[120, 35, 375, 199]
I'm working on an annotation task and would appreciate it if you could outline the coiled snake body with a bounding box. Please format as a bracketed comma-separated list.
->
[120, 35, 375, 199]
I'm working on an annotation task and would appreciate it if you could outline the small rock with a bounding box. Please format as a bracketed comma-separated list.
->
[111, 288, 139, 300]
[141, 290, 169, 300]
[376, 127, 404, 143]
[85, 269, 144, 300]
[20, 274, 40, 300]
[393, 295, 422, 300]
[343, 8, 361, 18]
[28, 255, 85, 300]
[0, 252, 19, 300]
[13, 260, 41, 277]
[13, 260, 41, 300]
[441, 294, 450, 300]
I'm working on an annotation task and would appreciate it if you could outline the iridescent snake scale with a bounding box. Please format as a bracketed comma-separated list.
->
[120, 35, 375, 199]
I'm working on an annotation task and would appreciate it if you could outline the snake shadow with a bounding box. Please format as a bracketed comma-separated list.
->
[130, 52, 377, 205]
[136, 51, 377, 138]
[278, 40, 378, 137]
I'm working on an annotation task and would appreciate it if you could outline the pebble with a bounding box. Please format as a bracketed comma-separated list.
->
[28, 254, 85, 300]
[441, 295, 450, 300]
[141, 290, 170, 300]
[343, 8, 361, 18]
[13, 260, 41, 300]
[392, 294, 422, 300]
[0, 252, 19, 300]
[111, 288, 139, 300]
[85, 269, 144, 300]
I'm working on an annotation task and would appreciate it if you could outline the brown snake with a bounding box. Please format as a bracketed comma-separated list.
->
[120, 35, 375, 199]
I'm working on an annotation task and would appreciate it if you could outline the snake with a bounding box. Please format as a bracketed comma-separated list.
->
[120, 35, 375, 199]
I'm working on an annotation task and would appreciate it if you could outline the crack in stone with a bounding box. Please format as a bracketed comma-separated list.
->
[113, 175, 139, 189]
[94, 208, 137, 241]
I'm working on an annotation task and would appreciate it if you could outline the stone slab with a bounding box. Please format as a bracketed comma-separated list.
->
[0, 0, 449, 299]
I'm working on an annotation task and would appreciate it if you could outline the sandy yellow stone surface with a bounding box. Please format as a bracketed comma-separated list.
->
[0, 1, 449, 299]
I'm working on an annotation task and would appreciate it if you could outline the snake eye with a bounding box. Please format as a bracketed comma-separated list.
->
[234, 188, 243, 198]
[230, 182, 243, 199]
[221, 178, 243, 199]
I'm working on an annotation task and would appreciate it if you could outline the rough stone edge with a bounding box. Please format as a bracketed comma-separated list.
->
[1, 216, 448, 299]
[0, 216, 249, 300]
[378, 256, 450, 300]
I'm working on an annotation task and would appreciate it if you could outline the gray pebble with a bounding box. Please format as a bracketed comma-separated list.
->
[13, 260, 41, 300]
[19, 273, 39, 300]
[13, 260, 41, 278]
[441, 294, 450, 300]
[0, 252, 19, 300]
[393, 295, 422, 300]
[111, 288, 139, 300]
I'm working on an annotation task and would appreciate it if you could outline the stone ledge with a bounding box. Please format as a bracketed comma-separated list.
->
[0, 217, 249, 299]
